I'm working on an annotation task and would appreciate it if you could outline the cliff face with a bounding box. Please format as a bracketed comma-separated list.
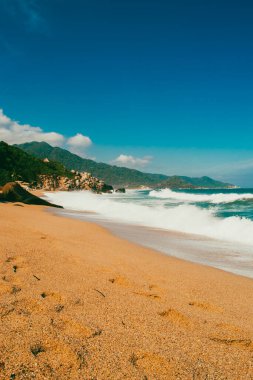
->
[37, 171, 113, 193]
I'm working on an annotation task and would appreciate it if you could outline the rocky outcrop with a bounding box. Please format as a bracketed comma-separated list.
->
[1, 182, 62, 208]
[115, 188, 126, 193]
[38, 171, 113, 193]
[99, 183, 114, 193]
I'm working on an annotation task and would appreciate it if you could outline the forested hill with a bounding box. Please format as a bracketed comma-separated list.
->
[0, 141, 72, 186]
[16, 141, 233, 188]
[16, 142, 168, 187]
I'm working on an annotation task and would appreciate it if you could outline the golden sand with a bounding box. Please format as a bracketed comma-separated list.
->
[1, 203, 253, 379]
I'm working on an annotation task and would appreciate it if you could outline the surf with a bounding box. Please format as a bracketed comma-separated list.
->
[149, 188, 253, 204]
[44, 190, 253, 246]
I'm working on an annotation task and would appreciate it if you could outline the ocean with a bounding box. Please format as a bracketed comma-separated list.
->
[44, 188, 253, 278]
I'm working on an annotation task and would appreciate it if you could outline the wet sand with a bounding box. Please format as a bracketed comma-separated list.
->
[1, 203, 253, 379]
[57, 208, 253, 279]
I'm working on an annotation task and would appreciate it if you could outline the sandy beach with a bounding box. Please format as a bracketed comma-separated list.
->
[1, 203, 253, 379]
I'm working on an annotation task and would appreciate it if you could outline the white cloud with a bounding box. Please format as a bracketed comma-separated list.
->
[0, 109, 65, 146]
[0, 109, 92, 155]
[67, 133, 92, 157]
[112, 154, 152, 168]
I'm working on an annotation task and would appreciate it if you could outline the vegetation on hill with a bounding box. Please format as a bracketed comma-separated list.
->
[178, 176, 232, 188]
[16, 141, 233, 188]
[157, 176, 195, 189]
[158, 175, 232, 189]
[16, 142, 168, 186]
[0, 141, 72, 186]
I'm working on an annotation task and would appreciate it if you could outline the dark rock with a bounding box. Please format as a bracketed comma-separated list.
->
[100, 183, 114, 193]
[115, 188, 126, 193]
[1, 182, 62, 208]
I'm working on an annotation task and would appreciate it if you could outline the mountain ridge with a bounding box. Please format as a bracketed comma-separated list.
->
[16, 141, 234, 189]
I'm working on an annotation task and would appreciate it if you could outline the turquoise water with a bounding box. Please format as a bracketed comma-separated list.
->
[150, 188, 253, 220]
[105, 188, 253, 220]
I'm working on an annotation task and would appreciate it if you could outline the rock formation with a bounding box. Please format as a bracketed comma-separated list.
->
[1, 182, 62, 208]
[115, 188, 126, 193]
[37, 171, 113, 193]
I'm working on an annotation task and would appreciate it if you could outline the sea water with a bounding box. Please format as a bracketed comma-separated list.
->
[44, 188, 253, 278]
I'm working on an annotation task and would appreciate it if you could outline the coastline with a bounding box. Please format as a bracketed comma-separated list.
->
[1, 202, 253, 379]
[55, 207, 253, 279]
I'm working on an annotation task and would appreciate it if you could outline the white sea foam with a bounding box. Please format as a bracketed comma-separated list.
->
[44, 191, 253, 246]
[149, 188, 253, 204]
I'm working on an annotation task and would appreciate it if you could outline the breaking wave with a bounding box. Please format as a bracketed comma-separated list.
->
[149, 188, 253, 204]
[44, 191, 253, 246]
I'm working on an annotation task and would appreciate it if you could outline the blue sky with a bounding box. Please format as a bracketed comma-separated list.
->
[1, 0, 253, 186]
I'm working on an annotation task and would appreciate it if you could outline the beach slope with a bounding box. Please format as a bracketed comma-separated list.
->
[0, 203, 253, 379]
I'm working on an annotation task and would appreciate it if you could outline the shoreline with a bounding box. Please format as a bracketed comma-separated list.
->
[54, 207, 253, 280]
[1, 202, 253, 379]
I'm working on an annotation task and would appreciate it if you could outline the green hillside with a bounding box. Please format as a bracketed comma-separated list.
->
[16, 142, 169, 187]
[16, 141, 233, 188]
[179, 176, 232, 188]
[157, 176, 196, 189]
[0, 141, 72, 186]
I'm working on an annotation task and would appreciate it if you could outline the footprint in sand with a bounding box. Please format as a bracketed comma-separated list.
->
[134, 291, 161, 300]
[4, 256, 27, 277]
[148, 284, 160, 291]
[2, 257, 18, 275]
[109, 277, 162, 301]
[40, 291, 64, 303]
[40, 292, 68, 315]
[129, 351, 173, 377]
[52, 316, 92, 339]
[209, 323, 253, 351]
[28, 337, 83, 373]
[209, 336, 253, 350]
[158, 308, 190, 327]
[188, 301, 223, 313]
[216, 322, 243, 333]
[135, 283, 163, 300]
[108, 276, 131, 287]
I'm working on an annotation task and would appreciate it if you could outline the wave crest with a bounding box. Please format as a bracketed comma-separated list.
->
[149, 188, 253, 204]
[44, 191, 253, 246]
